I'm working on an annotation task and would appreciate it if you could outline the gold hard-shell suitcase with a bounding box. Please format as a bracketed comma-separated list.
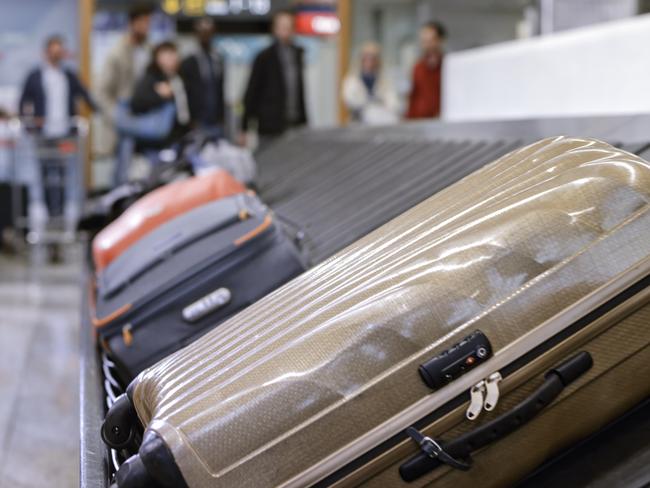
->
[103, 137, 650, 488]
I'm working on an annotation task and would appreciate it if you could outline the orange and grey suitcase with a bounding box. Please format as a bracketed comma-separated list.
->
[92, 170, 246, 271]
[93, 192, 307, 384]
[103, 137, 650, 488]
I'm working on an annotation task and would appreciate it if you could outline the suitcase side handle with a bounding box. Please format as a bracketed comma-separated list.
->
[399, 351, 593, 482]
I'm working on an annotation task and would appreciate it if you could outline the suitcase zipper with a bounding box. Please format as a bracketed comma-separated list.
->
[400, 352, 593, 481]
[465, 381, 485, 420]
[465, 372, 502, 420]
[484, 372, 502, 411]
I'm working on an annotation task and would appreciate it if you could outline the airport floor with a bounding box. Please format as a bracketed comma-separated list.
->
[0, 246, 81, 488]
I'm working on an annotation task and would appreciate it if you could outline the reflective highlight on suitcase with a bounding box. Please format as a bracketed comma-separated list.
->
[127, 137, 650, 487]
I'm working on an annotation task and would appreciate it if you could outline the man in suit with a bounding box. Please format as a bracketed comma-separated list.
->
[19, 35, 96, 234]
[180, 17, 226, 136]
[19, 35, 96, 135]
[96, 3, 153, 185]
[241, 10, 308, 152]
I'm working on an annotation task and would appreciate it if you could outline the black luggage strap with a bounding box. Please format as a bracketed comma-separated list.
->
[405, 427, 471, 471]
[273, 212, 312, 266]
[274, 212, 307, 243]
[399, 351, 593, 482]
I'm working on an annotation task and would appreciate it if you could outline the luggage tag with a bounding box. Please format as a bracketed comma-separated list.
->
[182, 287, 232, 323]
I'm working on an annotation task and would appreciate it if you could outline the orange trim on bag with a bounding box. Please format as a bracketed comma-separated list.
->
[89, 271, 133, 328]
[100, 337, 111, 352]
[92, 303, 133, 328]
[122, 324, 134, 347]
[234, 215, 273, 246]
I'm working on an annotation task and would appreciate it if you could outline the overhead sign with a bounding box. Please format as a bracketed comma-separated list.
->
[161, 0, 275, 17]
[293, 1, 339, 37]
[295, 12, 340, 36]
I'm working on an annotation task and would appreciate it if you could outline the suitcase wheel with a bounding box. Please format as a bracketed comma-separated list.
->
[101, 394, 138, 451]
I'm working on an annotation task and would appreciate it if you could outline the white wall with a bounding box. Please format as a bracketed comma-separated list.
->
[349, 0, 526, 114]
[443, 14, 650, 121]
[0, 0, 79, 113]
[305, 38, 339, 128]
[421, 0, 523, 51]
[549, 0, 638, 33]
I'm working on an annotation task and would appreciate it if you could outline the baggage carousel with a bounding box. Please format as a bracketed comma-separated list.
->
[80, 114, 650, 488]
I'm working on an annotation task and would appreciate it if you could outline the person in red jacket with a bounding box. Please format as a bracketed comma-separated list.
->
[407, 21, 447, 119]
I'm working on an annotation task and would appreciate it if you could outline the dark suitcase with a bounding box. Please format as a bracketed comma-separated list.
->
[0, 182, 12, 236]
[102, 137, 650, 488]
[0, 182, 27, 240]
[93, 192, 306, 383]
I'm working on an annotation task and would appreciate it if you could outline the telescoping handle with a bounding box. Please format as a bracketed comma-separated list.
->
[400, 351, 593, 482]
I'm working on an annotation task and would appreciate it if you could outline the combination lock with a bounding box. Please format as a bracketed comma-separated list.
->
[419, 330, 493, 389]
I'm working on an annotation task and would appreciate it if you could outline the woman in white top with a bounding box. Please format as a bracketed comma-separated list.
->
[342, 42, 400, 126]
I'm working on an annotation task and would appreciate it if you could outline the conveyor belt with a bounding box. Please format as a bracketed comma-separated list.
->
[259, 135, 522, 263]
[257, 126, 650, 264]
[259, 134, 521, 264]
[81, 114, 650, 488]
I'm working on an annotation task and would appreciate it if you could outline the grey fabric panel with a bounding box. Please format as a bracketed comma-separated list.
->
[99, 195, 245, 298]
[96, 193, 268, 320]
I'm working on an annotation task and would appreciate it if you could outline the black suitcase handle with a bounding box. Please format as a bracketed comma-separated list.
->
[400, 351, 593, 482]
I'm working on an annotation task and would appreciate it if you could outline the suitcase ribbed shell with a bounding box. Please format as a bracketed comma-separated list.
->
[131, 137, 650, 488]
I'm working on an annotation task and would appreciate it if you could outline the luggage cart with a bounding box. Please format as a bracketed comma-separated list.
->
[21, 117, 89, 261]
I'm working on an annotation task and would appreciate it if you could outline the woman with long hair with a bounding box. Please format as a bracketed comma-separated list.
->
[131, 41, 191, 148]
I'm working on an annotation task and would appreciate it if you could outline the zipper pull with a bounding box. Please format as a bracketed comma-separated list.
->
[484, 372, 502, 411]
[466, 380, 485, 420]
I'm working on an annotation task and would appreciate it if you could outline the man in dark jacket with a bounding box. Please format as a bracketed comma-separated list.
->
[180, 17, 225, 136]
[241, 10, 308, 151]
[19, 34, 96, 234]
[19, 35, 96, 136]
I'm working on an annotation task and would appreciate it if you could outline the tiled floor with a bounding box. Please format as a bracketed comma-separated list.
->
[0, 247, 81, 488]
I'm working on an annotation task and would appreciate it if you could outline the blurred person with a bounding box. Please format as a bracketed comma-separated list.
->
[180, 17, 226, 136]
[407, 21, 446, 119]
[96, 3, 153, 183]
[342, 42, 399, 126]
[19, 35, 95, 135]
[131, 41, 191, 150]
[19, 35, 96, 234]
[241, 10, 308, 152]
